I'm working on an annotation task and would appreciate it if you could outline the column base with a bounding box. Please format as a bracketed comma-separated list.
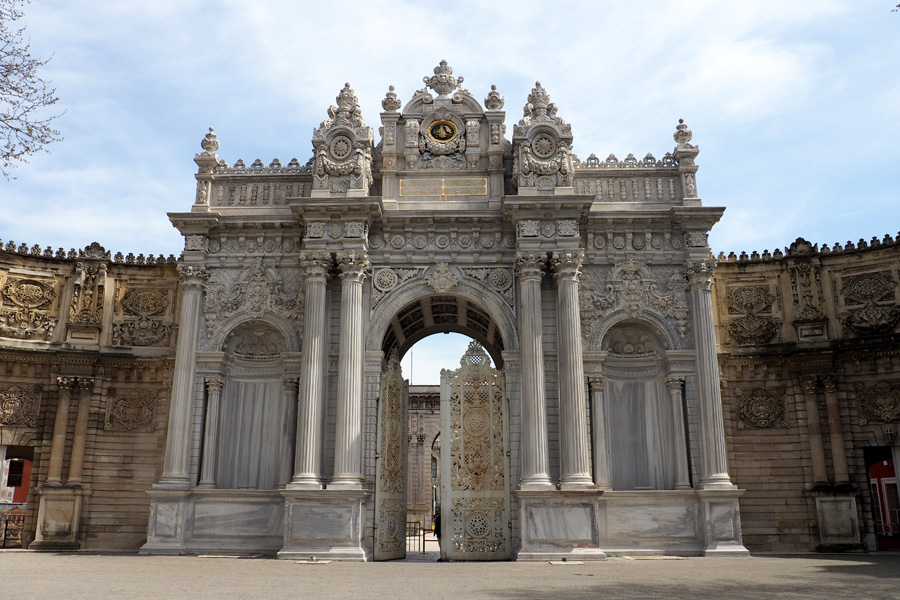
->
[327, 477, 365, 490]
[560, 476, 595, 491]
[31, 485, 87, 551]
[519, 476, 555, 491]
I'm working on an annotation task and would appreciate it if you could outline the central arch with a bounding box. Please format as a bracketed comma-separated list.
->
[367, 277, 518, 561]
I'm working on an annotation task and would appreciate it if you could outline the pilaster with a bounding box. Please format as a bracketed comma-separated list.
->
[666, 375, 692, 490]
[198, 377, 224, 489]
[588, 376, 611, 491]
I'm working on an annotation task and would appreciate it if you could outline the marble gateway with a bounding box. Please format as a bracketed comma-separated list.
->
[2, 62, 899, 559]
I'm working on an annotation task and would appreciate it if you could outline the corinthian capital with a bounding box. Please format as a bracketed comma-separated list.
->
[336, 250, 370, 280]
[177, 264, 208, 289]
[686, 261, 715, 291]
[515, 250, 547, 281]
[550, 249, 584, 281]
[300, 251, 333, 279]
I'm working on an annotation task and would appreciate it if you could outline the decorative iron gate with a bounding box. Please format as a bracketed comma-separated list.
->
[374, 351, 409, 560]
[440, 342, 511, 560]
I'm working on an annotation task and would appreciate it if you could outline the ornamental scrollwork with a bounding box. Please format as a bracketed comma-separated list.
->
[579, 257, 688, 349]
[462, 267, 514, 308]
[112, 287, 173, 347]
[838, 271, 900, 335]
[105, 389, 157, 432]
[0, 277, 58, 341]
[856, 381, 900, 425]
[0, 383, 41, 427]
[201, 258, 304, 350]
[726, 286, 781, 345]
[736, 387, 787, 429]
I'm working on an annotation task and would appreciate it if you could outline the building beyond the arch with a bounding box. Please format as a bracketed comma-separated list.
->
[1, 62, 899, 557]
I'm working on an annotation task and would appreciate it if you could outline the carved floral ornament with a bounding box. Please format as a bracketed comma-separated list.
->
[839, 271, 900, 335]
[0, 383, 41, 427]
[579, 256, 688, 349]
[105, 389, 157, 432]
[426, 263, 458, 294]
[856, 381, 900, 425]
[312, 83, 374, 193]
[0, 277, 58, 341]
[736, 388, 787, 429]
[112, 287, 173, 347]
[726, 286, 780, 346]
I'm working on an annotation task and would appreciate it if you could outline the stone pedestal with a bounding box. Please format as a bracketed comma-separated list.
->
[278, 490, 371, 561]
[30, 485, 87, 551]
[697, 489, 750, 556]
[812, 489, 864, 552]
[516, 490, 607, 561]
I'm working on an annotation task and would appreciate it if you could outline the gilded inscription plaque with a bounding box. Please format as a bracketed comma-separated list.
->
[399, 178, 488, 200]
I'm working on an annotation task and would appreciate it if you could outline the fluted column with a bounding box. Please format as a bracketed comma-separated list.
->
[687, 262, 733, 489]
[198, 377, 224, 488]
[47, 376, 75, 485]
[67, 378, 95, 485]
[330, 251, 369, 489]
[159, 264, 206, 487]
[515, 251, 553, 489]
[551, 250, 593, 489]
[801, 376, 829, 485]
[291, 252, 331, 488]
[588, 376, 611, 491]
[823, 376, 849, 484]
[666, 375, 692, 490]
[280, 377, 299, 488]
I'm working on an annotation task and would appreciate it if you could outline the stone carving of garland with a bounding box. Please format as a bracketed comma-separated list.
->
[105, 389, 157, 432]
[726, 286, 780, 345]
[0, 277, 58, 341]
[839, 271, 900, 335]
[856, 381, 900, 424]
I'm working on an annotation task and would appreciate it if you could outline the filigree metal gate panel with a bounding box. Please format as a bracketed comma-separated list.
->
[440, 342, 511, 560]
[374, 352, 409, 561]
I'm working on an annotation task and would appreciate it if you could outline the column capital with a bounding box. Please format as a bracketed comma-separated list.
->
[282, 377, 300, 393]
[588, 375, 606, 389]
[336, 250, 370, 281]
[550, 249, 584, 281]
[800, 375, 818, 395]
[686, 261, 715, 291]
[205, 377, 225, 394]
[57, 376, 75, 390]
[822, 375, 837, 394]
[515, 250, 547, 279]
[75, 378, 94, 393]
[300, 251, 333, 279]
[666, 375, 686, 391]
[177, 264, 208, 290]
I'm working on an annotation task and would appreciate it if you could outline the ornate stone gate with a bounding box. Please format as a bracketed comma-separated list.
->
[141, 60, 747, 560]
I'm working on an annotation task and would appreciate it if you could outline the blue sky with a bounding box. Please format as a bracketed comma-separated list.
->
[2, 1, 898, 383]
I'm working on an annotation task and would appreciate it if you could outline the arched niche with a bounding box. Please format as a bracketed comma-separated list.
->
[213, 319, 294, 490]
[600, 320, 677, 491]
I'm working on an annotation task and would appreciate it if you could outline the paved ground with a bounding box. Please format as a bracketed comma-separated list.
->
[3, 550, 900, 600]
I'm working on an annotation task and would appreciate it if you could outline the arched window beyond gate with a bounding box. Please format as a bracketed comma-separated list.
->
[214, 321, 293, 490]
[602, 321, 677, 491]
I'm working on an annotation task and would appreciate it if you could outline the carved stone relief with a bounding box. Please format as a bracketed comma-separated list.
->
[579, 257, 688, 349]
[69, 260, 107, 324]
[856, 381, 900, 424]
[105, 389, 157, 432]
[0, 276, 58, 340]
[462, 267, 514, 308]
[201, 258, 304, 350]
[725, 286, 780, 345]
[311, 83, 374, 194]
[112, 286, 173, 347]
[512, 82, 574, 191]
[371, 267, 422, 308]
[735, 388, 787, 429]
[425, 263, 458, 294]
[0, 383, 41, 427]
[838, 271, 900, 335]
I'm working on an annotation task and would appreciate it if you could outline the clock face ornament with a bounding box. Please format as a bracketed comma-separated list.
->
[428, 120, 457, 142]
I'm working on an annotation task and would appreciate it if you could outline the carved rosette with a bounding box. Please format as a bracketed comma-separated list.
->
[311, 83, 374, 195]
[372, 267, 421, 307]
[839, 271, 900, 335]
[0, 383, 41, 427]
[736, 388, 787, 429]
[512, 82, 574, 191]
[856, 381, 900, 425]
[462, 267, 514, 308]
[105, 389, 157, 432]
[0, 277, 58, 341]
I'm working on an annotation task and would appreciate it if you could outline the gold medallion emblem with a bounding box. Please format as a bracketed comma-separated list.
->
[428, 120, 457, 142]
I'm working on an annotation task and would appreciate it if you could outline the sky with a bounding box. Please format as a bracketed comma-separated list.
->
[1, 1, 898, 383]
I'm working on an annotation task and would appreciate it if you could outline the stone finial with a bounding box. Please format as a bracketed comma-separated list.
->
[382, 85, 402, 112]
[674, 119, 693, 146]
[526, 82, 552, 118]
[336, 83, 358, 111]
[423, 60, 462, 97]
[200, 127, 219, 154]
[484, 84, 504, 111]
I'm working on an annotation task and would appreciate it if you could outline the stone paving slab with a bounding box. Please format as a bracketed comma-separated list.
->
[2, 552, 900, 600]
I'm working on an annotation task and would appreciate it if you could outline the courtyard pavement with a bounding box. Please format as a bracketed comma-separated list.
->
[1, 548, 899, 599]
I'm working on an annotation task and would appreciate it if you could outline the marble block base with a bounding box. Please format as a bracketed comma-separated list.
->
[278, 489, 371, 562]
[29, 485, 86, 551]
